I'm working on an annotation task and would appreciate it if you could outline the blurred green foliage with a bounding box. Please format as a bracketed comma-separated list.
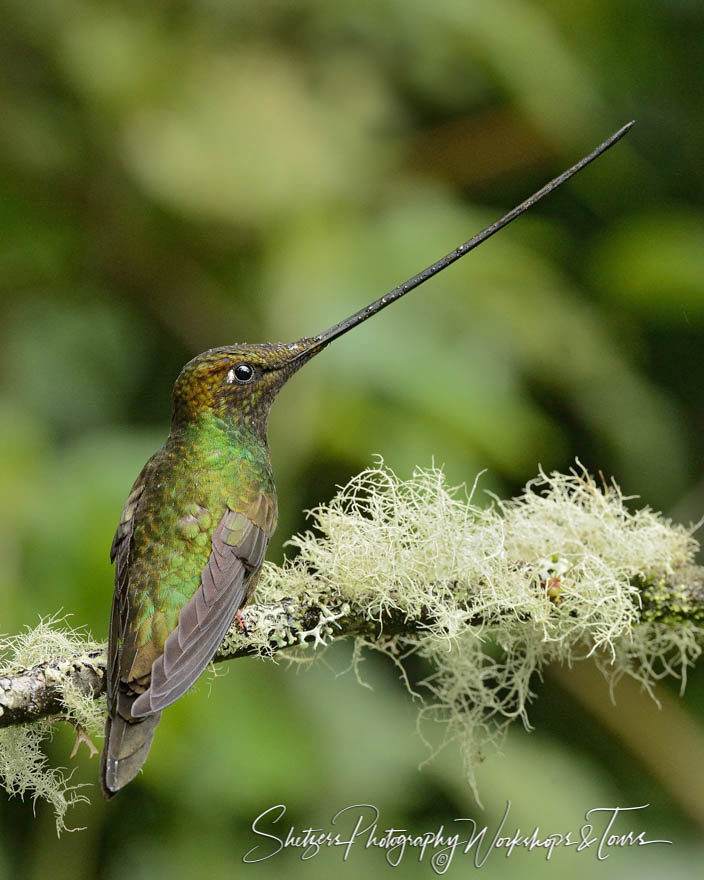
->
[1, 0, 704, 876]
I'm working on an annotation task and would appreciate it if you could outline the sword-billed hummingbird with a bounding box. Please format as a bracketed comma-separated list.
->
[100, 122, 633, 796]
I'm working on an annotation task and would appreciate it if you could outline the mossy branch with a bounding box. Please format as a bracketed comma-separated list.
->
[2, 566, 704, 730]
[0, 564, 704, 728]
[2, 463, 704, 833]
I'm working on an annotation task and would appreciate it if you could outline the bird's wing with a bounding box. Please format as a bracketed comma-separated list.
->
[130, 495, 275, 717]
[106, 464, 153, 716]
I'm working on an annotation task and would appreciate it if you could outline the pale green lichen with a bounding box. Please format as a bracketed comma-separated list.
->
[256, 462, 703, 798]
[2, 464, 703, 826]
[0, 617, 104, 834]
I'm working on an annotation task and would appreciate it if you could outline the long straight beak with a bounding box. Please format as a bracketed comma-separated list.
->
[289, 121, 634, 364]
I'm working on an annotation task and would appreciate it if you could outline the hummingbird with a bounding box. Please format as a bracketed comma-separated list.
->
[100, 122, 633, 796]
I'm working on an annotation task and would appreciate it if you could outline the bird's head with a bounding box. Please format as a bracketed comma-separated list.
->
[171, 339, 319, 433]
[170, 124, 633, 437]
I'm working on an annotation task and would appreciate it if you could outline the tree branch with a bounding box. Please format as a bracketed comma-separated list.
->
[2, 565, 703, 730]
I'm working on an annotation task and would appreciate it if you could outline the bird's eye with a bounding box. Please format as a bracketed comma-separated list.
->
[226, 362, 255, 384]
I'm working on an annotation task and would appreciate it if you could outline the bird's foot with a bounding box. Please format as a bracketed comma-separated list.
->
[60, 717, 99, 759]
[234, 609, 249, 635]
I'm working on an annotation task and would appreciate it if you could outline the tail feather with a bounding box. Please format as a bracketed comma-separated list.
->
[100, 703, 162, 799]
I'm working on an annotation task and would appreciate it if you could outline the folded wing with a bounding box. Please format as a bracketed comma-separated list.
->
[130, 508, 269, 716]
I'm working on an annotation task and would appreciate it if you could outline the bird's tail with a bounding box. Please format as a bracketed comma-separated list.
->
[100, 696, 162, 798]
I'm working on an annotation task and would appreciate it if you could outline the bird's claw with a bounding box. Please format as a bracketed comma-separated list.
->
[62, 718, 99, 759]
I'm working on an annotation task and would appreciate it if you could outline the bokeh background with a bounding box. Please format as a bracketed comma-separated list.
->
[2, 0, 704, 877]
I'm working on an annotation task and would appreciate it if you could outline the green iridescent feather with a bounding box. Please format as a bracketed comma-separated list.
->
[126, 415, 276, 663]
